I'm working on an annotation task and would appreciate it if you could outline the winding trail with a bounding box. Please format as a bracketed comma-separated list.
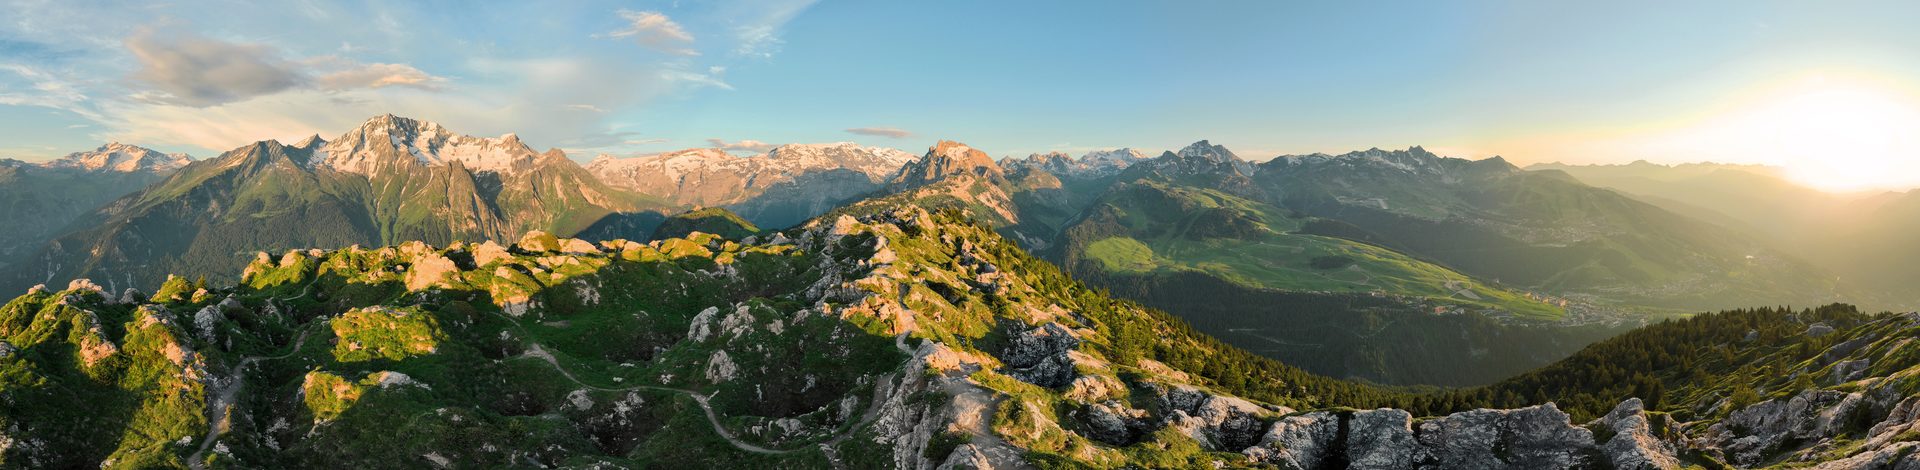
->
[187, 329, 311, 470]
[515, 331, 917, 456]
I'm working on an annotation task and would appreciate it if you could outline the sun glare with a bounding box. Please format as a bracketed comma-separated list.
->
[1702, 76, 1920, 192]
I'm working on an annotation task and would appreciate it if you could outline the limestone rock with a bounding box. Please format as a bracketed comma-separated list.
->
[1347, 408, 1418, 469]
[998, 323, 1078, 388]
[1414, 403, 1595, 469]
[560, 238, 598, 255]
[472, 240, 512, 266]
[1596, 398, 1680, 470]
[1243, 412, 1341, 469]
[518, 230, 562, 253]
[405, 252, 459, 291]
[705, 350, 738, 383]
[1159, 384, 1272, 451]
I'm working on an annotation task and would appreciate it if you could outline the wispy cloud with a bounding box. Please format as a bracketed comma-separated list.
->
[0, 63, 98, 119]
[706, 138, 775, 153]
[124, 29, 305, 107]
[566, 104, 608, 113]
[123, 30, 448, 107]
[607, 10, 698, 56]
[730, 1, 815, 59]
[660, 66, 732, 91]
[316, 62, 445, 91]
[845, 127, 913, 138]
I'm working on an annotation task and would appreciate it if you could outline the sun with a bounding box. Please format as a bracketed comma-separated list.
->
[1722, 76, 1920, 192]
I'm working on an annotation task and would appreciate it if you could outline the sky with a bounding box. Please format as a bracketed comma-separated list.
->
[4, 1, 1920, 190]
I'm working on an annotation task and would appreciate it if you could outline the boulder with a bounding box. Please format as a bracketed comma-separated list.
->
[518, 230, 562, 253]
[1078, 401, 1150, 446]
[405, 252, 459, 291]
[472, 240, 512, 266]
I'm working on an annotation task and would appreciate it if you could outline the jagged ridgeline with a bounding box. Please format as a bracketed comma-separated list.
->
[1, 206, 1916, 468]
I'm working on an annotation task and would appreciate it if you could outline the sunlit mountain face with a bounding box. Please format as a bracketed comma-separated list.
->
[3, 2, 1920, 469]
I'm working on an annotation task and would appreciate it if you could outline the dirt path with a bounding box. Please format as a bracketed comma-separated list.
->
[187, 329, 310, 470]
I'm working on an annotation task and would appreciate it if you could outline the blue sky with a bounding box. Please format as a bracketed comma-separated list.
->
[4, 1, 1920, 185]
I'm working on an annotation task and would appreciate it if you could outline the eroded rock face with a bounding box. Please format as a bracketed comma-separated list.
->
[1597, 398, 1681, 470]
[1243, 412, 1341, 469]
[997, 323, 1078, 388]
[1709, 389, 1851, 466]
[1243, 403, 1599, 470]
[472, 240, 512, 267]
[1346, 408, 1418, 469]
[1415, 403, 1596, 469]
[405, 253, 459, 291]
[1157, 384, 1273, 451]
[1077, 401, 1151, 446]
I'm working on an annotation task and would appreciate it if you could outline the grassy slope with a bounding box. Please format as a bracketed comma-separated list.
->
[1075, 182, 1562, 319]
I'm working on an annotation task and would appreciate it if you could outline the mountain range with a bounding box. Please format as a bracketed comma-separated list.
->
[0, 115, 1903, 389]
[1531, 161, 1920, 309]
[0, 143, 191, 270]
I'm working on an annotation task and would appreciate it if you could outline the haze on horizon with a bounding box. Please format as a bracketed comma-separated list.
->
[3, 1, 1918, 191]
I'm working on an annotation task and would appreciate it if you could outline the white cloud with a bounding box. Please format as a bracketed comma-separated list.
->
[566, 104, 608, 113]
[0, 63, 99, 119]
[729, 0, 815, 59]
[660, 66, 732, 91]
[317, 63, 445, 91]
[607, 10, 698, 56]
[845, 127, 913, 138]
[124, 29, 306, 107]
[123, 30, 447, 107]
[706, 138, 775, 153]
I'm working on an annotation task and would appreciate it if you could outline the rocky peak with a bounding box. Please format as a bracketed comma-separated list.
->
[45, 142, 192, 173]
[764, 142, 918, 178]
[1081, 148, 1148, 166]
[1133, 140, 1257, 180]
[1175, 140, 1240, 163]
[890, 140, 1005, 187]
[289, 134, 327, 151]
[317, 114, 539, 175]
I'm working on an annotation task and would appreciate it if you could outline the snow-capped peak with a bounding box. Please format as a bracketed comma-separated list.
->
[1175, 140, 1239, 163]
[45, 142, 193, 173]
[316, 114, 539, 175]
[288, 134, 328, 150]
[765, 142, 917, 177]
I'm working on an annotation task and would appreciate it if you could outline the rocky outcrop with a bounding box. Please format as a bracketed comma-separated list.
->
[1708, 389, 1852, 465]
[996, 323, 1078, 388]
[1595, 398, 1681, 469]
[1413, 404, 1596, 469]
[1243, 403, 1598, 469]
[404, 252, 459, 291]
[1243, 411, 1343, 469]
[891, 141, 1006, 189]
[1157, 384, 1275, 451]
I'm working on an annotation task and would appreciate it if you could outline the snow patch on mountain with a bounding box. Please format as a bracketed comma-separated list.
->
[43, 143, 193, 173]
[316, 114, 539, 175]
[586, 142, 916, 206]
